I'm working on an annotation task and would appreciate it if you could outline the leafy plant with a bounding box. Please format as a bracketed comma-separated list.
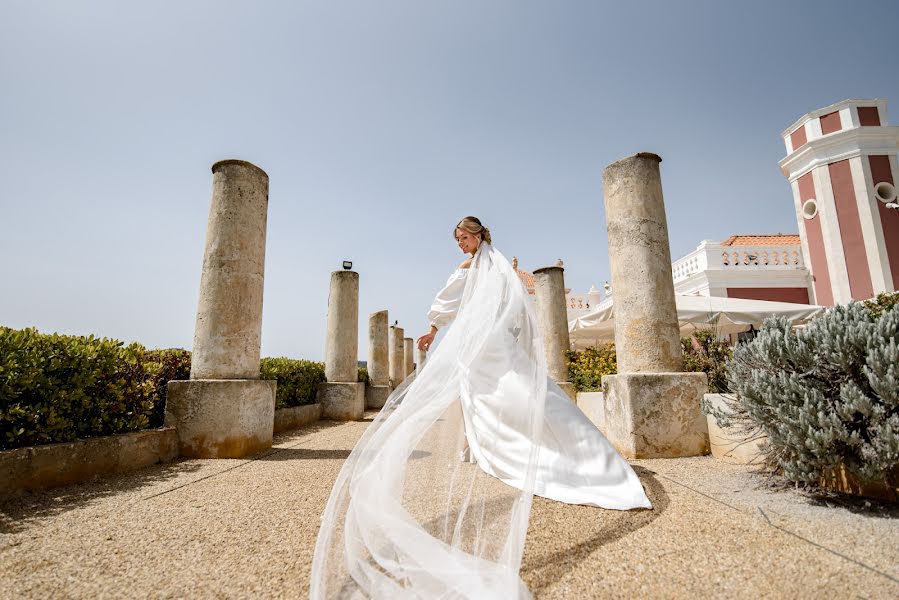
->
[142, 348, 191, 427]
[864, 291, 899, 319]
[0, 327, 157, 450]
[681, 330, 733, 393]
[566, 344, 617, 392]
[0, 326, 333, 449]
[260, 357, 326, 409]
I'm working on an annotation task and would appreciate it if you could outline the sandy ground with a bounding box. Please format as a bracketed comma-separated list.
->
[2, 415, 897, 599]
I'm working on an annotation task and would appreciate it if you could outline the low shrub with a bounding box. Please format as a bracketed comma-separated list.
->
[864, 291, 899, 319]
[681, 330, 733, 393]
[0, 327, 157, 450]
[720, 302, 899, 488]
[358, 366, 369, 385]
[1, 326, 331, 449]
[260, 357, 326, 409]
[566, 344, 617, 392]
[142, 348, 191, 427]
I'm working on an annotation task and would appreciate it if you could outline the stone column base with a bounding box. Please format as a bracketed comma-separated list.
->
[165, 379, 276, 459]
[601, 372, 709, 458]
[555, 381, 577, 401]
[365, 385, 391, 409]
[318, 382, 365, 420]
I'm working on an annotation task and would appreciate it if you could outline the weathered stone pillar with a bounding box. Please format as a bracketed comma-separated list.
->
[403, 338, 415, 378]
[389, 325, 405, 387]
[366, 310, 390, 409]
[598, 152, 708, 458]
[533, 266, 575, 400]
[416, 348, 427, 372]
[318, 270, 365, 420]
[166, 160, 276, 459]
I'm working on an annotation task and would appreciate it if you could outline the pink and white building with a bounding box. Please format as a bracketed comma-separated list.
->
[779, 98, 899, 305]
[670, 234, 812, 304]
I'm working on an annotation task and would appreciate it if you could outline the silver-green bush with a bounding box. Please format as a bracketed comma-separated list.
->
[719, 302, 898, 487]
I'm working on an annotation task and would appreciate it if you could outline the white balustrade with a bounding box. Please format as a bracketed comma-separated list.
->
[672, 241, 805, 283]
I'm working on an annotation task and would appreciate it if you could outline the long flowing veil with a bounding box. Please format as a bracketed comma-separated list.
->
[310, 242, 547, 599]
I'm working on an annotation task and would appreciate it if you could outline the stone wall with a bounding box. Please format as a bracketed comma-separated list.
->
[0, 428, 178, 501]
[2, 404, 327, 501]
[273, 403, 323, 434]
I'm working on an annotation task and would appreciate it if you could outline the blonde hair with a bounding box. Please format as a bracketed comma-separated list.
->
[454, 216, 492, 245]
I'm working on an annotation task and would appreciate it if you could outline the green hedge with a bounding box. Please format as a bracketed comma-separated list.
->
[1, 327, 333, 450]
[143, 348, 191, 427]
[260, 357, 326, 409]
[0, 327, 163, 450]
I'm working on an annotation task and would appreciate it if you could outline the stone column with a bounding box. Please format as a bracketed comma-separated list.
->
[533, 266, 575, 400]
[166, 160, 276, 459]
[389, 325, 405, 387]
[366, 310, 391, 409]
[416, 348, 427, 372]
[318, 271, 365, 420]
[597, 152, 708, 458]
[403, 338, 415, 378]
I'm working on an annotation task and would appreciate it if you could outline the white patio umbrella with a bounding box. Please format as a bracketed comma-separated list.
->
[568, 294, 826, 349]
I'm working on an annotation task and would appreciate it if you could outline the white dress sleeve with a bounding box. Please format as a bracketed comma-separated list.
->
[426, 269, 469, 329]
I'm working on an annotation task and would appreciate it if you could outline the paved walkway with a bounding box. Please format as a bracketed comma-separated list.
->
[2, 415, 898, 599]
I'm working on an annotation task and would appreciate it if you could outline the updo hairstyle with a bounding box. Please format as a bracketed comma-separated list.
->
[454, 216, 492, 245]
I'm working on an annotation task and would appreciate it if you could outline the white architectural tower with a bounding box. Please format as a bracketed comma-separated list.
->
[779, 99, 899, 306]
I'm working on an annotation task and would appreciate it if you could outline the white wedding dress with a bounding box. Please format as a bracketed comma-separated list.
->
[310, 243, 650, 600]
[427, 268, 652, 510]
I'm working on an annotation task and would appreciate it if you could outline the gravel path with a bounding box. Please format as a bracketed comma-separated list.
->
[2, 415, 897, 599]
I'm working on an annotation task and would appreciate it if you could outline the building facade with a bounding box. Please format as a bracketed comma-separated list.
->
[670, 234, 812, 303]
[779, 98, 899, 305]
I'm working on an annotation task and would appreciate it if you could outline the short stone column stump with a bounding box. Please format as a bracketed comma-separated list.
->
[601, 372, 709, 459]
[165, 380, 276, 458]
[366, 310, 390, 410]
[319, 382, 365, 420]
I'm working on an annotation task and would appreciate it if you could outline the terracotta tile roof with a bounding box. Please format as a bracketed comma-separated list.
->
[720, 234, 801, 246]
[512, 257, 569, 295]
[516, 269, 536, 294]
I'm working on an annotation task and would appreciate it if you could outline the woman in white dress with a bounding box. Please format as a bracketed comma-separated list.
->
[310, 217, 650, 600]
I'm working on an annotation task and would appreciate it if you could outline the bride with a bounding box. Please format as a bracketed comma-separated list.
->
[310, 216, 651, 599]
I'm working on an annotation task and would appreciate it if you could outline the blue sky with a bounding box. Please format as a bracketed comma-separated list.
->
[2, 0, 898, 361]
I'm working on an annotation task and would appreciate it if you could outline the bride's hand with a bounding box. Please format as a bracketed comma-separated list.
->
[417, 332, 435, 351]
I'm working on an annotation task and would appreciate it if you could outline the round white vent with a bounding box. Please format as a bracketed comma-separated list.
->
[801, 199, 818, 220]
[874, 181, 897, 204]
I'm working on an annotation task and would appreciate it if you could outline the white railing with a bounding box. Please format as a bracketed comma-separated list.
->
[672, 240, 805, 283]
